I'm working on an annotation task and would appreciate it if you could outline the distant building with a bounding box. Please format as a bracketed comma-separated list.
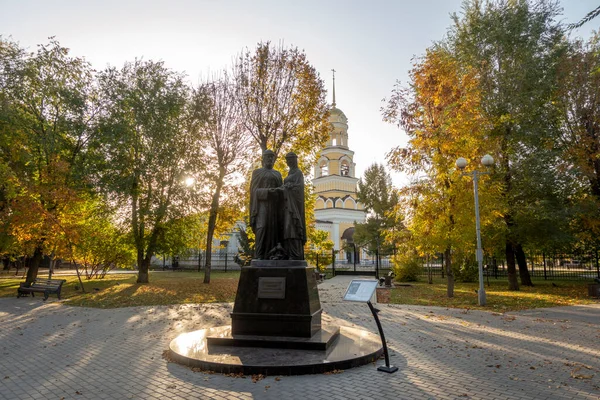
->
[312, 71, 366, 263]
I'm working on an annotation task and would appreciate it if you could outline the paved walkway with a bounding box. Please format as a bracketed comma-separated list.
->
[1, 276, 599, 399]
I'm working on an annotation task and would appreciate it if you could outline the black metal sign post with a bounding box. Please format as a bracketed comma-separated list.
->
[367, 301, 398, 373]
[343, 279, 398, 374]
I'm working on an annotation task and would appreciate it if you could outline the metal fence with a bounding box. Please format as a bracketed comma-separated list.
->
[481, 252, 600, 281]
[154, 251, 241, 272]
[328, 251, 600, 281]
[155, 249, 600, 281]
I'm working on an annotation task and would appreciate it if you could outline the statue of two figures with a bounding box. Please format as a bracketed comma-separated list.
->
[249, 150, 306, 261]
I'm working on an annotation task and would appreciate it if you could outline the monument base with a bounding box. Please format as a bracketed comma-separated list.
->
[169, 325, 384, 376]
[207, 324, 340, 351]
[231, 260, 321, 337]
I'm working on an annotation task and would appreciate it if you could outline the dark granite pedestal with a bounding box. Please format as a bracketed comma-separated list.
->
[231, 260, 321, 338]
[168, 259, 384, 375]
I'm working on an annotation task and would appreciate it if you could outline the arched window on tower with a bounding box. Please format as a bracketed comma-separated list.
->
[340, 161, 350, 177]
[320, 160, 329, 176]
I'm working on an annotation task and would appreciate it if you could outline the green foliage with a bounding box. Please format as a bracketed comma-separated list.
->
[233, 41, 330, 164]
[155, 214, 207, 258]
[68, 202, 136, 279]
[234, 220, 254, 266]
[450, 0, 570, 288]
[353, 219, 388, 255]
[383, 0, 590, 291]
[355, 163, 401, 255]
[0, 37, 99, 283]
[306, 229, 334, 271]
[194, 77, 254, 281]
[0, 37, 332, 285]
[452, 255, 478, 283]
[392, 252, 421, 282]
[357, 163, 398, 218]
[95, 59, 207, 282]
[557, 32, 600, 248]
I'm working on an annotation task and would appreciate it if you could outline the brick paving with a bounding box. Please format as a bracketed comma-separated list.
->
[0, 275, 599, 399]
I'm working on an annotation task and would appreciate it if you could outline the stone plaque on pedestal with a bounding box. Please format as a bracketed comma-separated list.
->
[231, 260, 322, 338]
[258, 277, 286, 299]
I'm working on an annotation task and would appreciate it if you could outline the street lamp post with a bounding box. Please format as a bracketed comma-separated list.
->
[456, 154, 494, 306]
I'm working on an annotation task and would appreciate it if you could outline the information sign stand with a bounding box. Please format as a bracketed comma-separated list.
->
[343, 279, 398, 373]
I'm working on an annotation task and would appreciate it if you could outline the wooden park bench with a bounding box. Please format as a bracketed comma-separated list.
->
[17, 278, 66, 301]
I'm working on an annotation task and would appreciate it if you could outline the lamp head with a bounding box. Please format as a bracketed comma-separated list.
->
[481, 154, 494, 167]
[455, 157, 467, 170]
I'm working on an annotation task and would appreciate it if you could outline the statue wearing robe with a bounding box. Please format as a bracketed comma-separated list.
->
[281, 153, 306, 260]
[250, 151, 283, 260]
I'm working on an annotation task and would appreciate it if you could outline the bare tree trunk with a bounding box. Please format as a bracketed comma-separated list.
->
[137, 258, 150, 283]
[514, 243, 533, 286]
[501, 132, 519, 291]
[137, 228, 160, 284]
[505, 242, 519, 290]
[73, 259, 86, 293]
[445, 247, 454, 298]
[25, 246, 43, 285]
[204, 172, 225, 284]
[48, 258, 55, 279]
[135, 248, 146, 283]
[131, 174, 148, 284]
[427, 254, 433, 284]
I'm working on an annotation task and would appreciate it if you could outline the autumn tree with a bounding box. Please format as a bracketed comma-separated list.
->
[557, 33, 600, 248]
[0, 38, 99, 284]
[66, 199, 135, 280]
[231, 42, 330, 267]
[383, 45, 498, 296]
[384, 0, 571, 292]
[95, 60, 206, 283]
[451, 0, 568, 288]
[194, 76, 255, 283]
[232, 41, 330, 164]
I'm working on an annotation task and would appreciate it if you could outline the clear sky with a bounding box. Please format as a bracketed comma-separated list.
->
[1, 0, 597, 186]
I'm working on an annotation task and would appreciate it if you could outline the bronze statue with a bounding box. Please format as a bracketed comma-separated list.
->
[281, 152, 306, 260]
[249, 150, 283, 259]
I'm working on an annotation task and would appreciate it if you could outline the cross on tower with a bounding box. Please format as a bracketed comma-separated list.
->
[331, 68, 336, 107]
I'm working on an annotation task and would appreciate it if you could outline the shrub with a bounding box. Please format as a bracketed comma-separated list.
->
[392, 253, 422, 282]
[454, 258, 478, 283]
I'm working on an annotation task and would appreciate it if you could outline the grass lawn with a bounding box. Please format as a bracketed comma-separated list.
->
[1, 271, 598, 312]
[0, 271, 239, 308]
[389, 277, 600, 312]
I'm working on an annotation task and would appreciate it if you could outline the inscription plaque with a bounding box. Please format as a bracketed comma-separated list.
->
[258, 277, 286, 299]
[343, 279, 378, 303]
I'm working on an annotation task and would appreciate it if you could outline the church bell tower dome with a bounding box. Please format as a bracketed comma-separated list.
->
[311, 69, 366, 253]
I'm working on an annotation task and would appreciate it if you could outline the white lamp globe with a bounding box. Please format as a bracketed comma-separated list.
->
[481, 154, 494, 167]
[456, 157, 467, 170]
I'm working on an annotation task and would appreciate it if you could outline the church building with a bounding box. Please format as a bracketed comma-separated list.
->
[312, 72, 366, 262]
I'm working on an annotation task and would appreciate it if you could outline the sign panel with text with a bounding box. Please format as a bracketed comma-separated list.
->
[343, 279, 378, 303]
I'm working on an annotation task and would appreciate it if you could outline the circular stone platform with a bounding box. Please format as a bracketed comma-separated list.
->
[169, 325, 383, 375]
